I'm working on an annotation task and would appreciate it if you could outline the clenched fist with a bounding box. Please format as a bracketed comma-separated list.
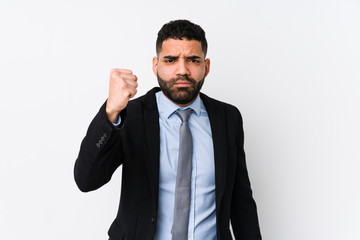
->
[106, 69, 138, 123]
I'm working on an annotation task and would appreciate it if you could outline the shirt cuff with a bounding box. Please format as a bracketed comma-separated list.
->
[112, 114, 122, 127]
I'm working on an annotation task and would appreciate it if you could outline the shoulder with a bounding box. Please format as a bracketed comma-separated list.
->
[200, 92, 242, 120]
[200, 92, 244, 145]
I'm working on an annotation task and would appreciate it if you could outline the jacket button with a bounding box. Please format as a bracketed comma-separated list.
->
[150, 217, 156, 223]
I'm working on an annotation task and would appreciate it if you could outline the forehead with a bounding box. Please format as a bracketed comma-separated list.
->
[159, 39, 204, 58]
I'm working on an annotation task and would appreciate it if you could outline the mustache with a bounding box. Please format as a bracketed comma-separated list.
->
[171, 75, 196, 84]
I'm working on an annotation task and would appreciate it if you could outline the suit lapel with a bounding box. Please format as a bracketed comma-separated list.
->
[201, 93, 228, 210]
[142, 88, 161, 210]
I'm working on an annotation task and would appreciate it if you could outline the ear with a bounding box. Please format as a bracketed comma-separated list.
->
[205, 58, 210, 77]
[152, 57, 158, 77]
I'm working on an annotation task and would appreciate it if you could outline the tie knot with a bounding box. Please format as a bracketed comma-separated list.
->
[175, 108, 192, 122]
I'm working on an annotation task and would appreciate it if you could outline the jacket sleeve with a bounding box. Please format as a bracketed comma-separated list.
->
[230, 108, 262, 239]
[74, 101, 127, 192]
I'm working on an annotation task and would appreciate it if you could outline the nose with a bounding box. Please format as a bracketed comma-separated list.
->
[176, 59, 190, 76]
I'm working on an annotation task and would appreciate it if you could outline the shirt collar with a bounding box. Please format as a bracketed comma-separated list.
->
[156, 91, 202, 119]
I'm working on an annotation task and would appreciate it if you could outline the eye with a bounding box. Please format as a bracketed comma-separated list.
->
[164, 58, 176, 63]
[189, 58, 200, 63]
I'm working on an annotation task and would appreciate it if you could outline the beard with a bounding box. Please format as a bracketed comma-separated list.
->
[157, 73, 205, 105]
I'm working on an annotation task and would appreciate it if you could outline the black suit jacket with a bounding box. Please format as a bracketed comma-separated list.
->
[74, 87, 261, 240]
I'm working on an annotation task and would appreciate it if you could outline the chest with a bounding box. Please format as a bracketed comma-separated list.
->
[158, 114, 215, 187]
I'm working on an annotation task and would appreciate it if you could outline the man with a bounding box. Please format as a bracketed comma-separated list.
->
[74, 19, 261, 240]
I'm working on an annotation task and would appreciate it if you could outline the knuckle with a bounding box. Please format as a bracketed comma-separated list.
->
[110, 70, 120, 79]
[110, 69, 118, 75]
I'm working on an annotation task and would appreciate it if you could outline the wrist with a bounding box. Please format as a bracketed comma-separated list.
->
[106, 103, 122, 123]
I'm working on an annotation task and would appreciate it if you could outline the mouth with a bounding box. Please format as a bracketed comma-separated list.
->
[174, 81, 191, 87]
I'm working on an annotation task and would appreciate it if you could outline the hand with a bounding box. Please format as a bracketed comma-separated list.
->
[106, 69, 138, 123]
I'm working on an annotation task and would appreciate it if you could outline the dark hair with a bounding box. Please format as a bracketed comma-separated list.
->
[156, 19, 208, 56]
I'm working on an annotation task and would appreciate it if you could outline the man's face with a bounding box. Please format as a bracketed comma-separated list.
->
[152, 39, 210, 106]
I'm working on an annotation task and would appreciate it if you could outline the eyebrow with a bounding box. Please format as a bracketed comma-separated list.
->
[187, 55, 201, 60]
[163, 55, 202, 60]
[163, 55, 178, 60]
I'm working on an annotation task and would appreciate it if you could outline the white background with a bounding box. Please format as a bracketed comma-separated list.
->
[1, 0, 359, 239]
